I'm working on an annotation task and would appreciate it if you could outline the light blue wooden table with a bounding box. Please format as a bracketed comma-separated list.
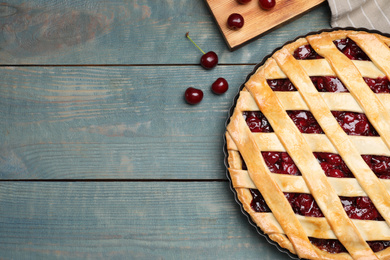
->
[0, 1, 331, 259]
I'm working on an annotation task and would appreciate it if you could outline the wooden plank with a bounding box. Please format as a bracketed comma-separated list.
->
[0, 65, 253, 179]
[0, 0, 330, 65]
[205, 0, 325, 50]
[0, 181, 290, 259]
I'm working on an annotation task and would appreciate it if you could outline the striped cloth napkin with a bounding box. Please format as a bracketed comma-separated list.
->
[327, 0, 390, 34]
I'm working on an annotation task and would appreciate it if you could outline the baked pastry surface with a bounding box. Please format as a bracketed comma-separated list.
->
[226, 30, 390, 259]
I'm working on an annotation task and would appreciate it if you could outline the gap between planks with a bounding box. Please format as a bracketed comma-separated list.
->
[0, 63, 258, 67]
[0, 179, 229, 182]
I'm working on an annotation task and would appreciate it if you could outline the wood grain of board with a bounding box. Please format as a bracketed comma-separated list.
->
[205, 0, 326, 50]
[0, 65, 252, 180]
[0, 0, 330, 64]
[0, 182, 289, 259]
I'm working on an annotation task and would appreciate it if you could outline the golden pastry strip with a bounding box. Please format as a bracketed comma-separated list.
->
[226, 132, 390, 156]
[227, 101, 320, 259]
[349, 34, 390, 80]
[307, 32, 390, 227]
[238, 90, 390, 113]
[265, 58, 385, 79]
[229, 169, 390, 197]
[254, 212, 390, 241]
[245, 55, 376, 259]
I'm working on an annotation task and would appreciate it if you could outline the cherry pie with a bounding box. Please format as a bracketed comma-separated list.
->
[225, 30, 390, 259]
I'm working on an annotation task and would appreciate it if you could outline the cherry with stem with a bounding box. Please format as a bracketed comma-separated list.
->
[186, 32, 218, 70]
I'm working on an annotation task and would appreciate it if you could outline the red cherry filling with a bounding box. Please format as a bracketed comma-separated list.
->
[294, 38, 370, 61]
[368, 241, 390, 252]
[332, 111, 378, 136]
[268, 77, 347, 93]
[288, 111, 324, 134]
[268, 77, 348, 92]
[341, 196, 384, 221]
[268, 76, 390, 94]
[311, 76, 348, 93]
[261, 152, 355, 178]
[293, 44, 323, 60]
[243, 111, 274, 132]
[295, 38, 372, 61]
[314, 152, 353, 178]
[250, 189, 270, 212]
[248, 189, 268, 213]
[251, 190, 325, 217]
[267, 79, 297, 91]
[310, 238, 390, 253]
[243, 111, 323, 134]
[262, 152, 301, 176]
[333, 38, 370, 61]
[251, 190, 383, 220]
[309, 238, 347, 254]
[364, 77, 390, 93]
[286, 193, 324, 217]
[362, 155, 390, 179]
[244, 110, 377, 136]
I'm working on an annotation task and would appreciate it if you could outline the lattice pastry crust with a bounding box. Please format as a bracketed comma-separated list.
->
[226, 30, 390, 259]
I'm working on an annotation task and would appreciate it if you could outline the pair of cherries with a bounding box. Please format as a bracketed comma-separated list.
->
[184, 33, 229, 105]
[228, 0, 276, 30]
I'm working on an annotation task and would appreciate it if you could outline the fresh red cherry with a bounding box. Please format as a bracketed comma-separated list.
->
[259, 0, 275, 10]
[186, 32, 218, 70]
[184, 87, 203, 105]
[237, 0, 252, 4]
[211, 78, 229, 94]
[200, 51, 218, 70]
[227, 13, 244, 30]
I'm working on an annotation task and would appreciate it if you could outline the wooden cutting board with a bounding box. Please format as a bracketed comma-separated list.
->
[205, 0, 325, 50]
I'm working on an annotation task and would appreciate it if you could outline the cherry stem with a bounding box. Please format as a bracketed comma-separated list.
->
[186, 32, 205, 55]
